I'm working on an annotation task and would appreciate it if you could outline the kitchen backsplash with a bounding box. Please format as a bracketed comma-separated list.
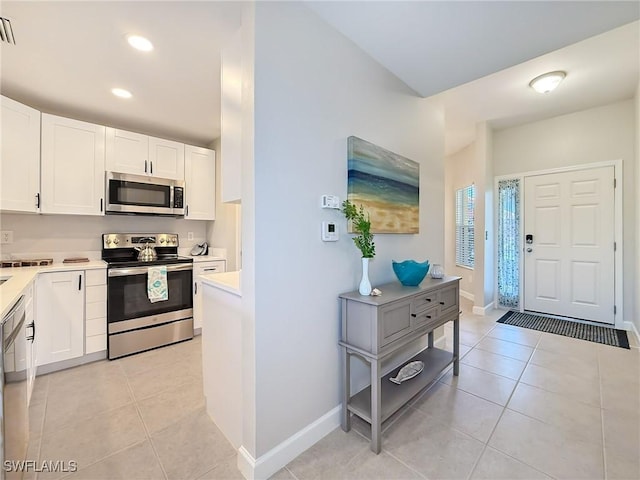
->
[0, 213, 209, 260]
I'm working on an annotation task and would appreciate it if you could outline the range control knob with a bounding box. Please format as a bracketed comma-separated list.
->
[171, 236, 177, 243]
[160, 238, 166, 244]
[106, 238, 112, 245]
[113, 238, 120, 245]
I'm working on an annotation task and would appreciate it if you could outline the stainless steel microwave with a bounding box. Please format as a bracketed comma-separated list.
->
[106, 172, 185, 216]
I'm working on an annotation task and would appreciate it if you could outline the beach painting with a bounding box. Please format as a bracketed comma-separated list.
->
[347, 136, 419, 234]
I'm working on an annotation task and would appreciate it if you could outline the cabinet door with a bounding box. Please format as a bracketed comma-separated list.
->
[193, 261, 227, 331]
[36, 271, 85, 366]
[379, 301, 412, 348]
[105, 127, 149, 176]
[185, 145, 216, 220]
[148, 136, 184, 180]
[41, 114, 105, 215]
[1, 96, 41, 212]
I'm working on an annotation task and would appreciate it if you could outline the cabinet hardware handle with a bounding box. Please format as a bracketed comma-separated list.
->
[194, 283, 198, 294]
[186, 205, 189, 217]
[425, 298, 432, 302]
[35, 193, 40, 208]
[150, 161, 153, 174]
[203, 268, 217, 272]
[145, 160, 148, 173]
[411, 313, 416, 317]
[78, 275, 82, 291]
[425, 315, 432, 319]
[100, 198, 103, 212]
[27, 321, 35, 342]
[439, 302, 445, 305]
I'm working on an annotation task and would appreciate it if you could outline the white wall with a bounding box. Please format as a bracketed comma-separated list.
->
[635, 82, 640, 337]
[445, 143, 476, 297]
[493, 99, 636, 328]
[247, 1, 444, 459]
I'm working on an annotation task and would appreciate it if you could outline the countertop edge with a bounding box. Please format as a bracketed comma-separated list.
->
[200, 271, 242, 297]
[1, 261, 107, 318]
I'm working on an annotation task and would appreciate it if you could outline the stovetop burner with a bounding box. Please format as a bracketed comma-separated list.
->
[101, 233, 193, 268]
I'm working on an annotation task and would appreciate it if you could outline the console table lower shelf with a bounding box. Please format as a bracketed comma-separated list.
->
[347, 347, 454, 425]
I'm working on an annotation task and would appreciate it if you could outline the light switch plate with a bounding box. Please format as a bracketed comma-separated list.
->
[321, 222, 338, 241]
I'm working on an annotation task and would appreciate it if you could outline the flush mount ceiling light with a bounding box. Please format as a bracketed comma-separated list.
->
[111, 88, 132, 99]
[127, 34, 153, 52]
[529, 71, 566, 94]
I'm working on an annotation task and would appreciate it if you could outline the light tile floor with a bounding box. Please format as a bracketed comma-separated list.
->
[275, 299, 640, 480]
[26, 335, 243, 480]
[26, 299, 639, 480]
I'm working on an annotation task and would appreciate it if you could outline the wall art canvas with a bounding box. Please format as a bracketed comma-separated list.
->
[347, 136, 419, 234]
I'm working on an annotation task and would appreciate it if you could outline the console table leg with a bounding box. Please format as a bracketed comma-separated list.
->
[453, 318, 460, 376]
[370, 359, 382, 454]
[341, 348, 351, 432]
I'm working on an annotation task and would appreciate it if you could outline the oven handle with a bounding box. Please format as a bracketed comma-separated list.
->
[108, 263, 193, 277]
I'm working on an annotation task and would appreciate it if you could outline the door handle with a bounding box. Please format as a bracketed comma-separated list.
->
[150, 161, 153, 174]
[526, 247, 533, 253]
[145, 160, 148, 173]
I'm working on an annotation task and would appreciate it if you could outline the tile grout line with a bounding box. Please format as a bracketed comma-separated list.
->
[119, 360, 170, 480]
[465, 322, 547, 480]
[597, 348, 609, 480]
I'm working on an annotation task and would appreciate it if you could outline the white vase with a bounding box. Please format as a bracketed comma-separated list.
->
[359, 257, 372, 295]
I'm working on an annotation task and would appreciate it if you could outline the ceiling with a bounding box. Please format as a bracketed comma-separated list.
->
[1, 1, 638, 153]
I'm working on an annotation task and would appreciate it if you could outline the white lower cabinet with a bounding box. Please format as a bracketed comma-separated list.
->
[193, 260, 226, 331]
[85, 269, 107, 354]
[36, 270, 85, 366]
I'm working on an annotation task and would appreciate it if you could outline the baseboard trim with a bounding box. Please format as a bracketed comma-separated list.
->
[472, 301, 494, 316]
[36, 350, 107, 376]
[237, 405, 341, 479]
[459, 289, 474, 302]
[622, 320, 640, 347]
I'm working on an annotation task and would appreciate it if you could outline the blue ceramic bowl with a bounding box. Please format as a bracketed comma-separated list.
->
[392, 260, 430, 286]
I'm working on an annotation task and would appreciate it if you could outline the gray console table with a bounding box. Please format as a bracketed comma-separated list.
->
[339, 276, 461, 453]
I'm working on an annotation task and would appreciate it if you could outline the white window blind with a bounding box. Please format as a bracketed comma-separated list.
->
[456, 185, 475, 268]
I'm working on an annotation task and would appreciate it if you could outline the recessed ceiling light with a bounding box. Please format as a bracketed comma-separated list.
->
[111, 88, 132, 99]
[529, 71, 566, 94]
[127, 34, 153, 52]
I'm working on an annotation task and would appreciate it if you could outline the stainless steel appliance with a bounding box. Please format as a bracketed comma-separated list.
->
[103, 233, 193, 359]
[105, 172, 185, 216]
[1, 296, 27, 480]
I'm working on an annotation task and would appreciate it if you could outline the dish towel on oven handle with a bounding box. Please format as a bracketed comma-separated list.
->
[147, 266, 168, 303]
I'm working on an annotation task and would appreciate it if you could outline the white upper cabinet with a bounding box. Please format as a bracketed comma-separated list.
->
[106, 128, 185, 180]
[184, 145, 216, 220]
[105, 128, 149, 175]
[41, 114, 105, 215]
[1, 96, 41, 213]
[149, 136, 185, 180]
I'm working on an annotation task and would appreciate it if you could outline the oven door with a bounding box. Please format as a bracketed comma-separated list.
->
[106, 172, 183, 215]
[107, 263, 193, 333]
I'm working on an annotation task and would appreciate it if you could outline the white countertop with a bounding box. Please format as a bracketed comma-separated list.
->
[200, 270, 241, 297]
[0, 261, 107, 318]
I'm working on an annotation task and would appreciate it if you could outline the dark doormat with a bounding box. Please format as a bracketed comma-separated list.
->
[497, 311, 630, 349]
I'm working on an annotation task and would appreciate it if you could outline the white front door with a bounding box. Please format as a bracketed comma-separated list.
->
[523, 166, 615, 324]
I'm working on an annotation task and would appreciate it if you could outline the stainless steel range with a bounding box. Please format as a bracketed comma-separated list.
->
[102, 233, 193, 359]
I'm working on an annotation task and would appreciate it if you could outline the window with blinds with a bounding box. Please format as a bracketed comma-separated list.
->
[455, 184, 475, 268]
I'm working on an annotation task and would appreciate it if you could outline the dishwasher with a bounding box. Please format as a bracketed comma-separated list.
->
[1, 295, 27, 480]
